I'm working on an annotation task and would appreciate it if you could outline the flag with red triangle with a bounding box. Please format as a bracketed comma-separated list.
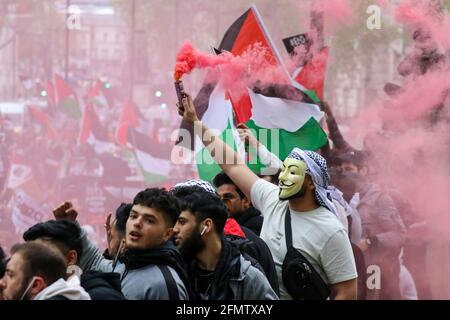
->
[45, 80, 57, 112]
[293, 47, 329, 102]
[86, 80, 110, 109]
[115, 101, 140, 146]
[115, 101, 171, 184]
[79, 103, 116, 154]
[54, 74, 81, 119]
[28, 106, 56, 140]
[176, 5, 327, 182]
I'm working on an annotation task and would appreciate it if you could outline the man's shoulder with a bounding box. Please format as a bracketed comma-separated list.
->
[253, 178, 279, 192]
[126, 264, 164, 278]
[251, 179, 279, 199]
[124, 265, 171, 292]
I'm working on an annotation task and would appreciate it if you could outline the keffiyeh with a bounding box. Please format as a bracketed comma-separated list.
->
[173, 179, 216, 194]
[287, 148, 337, 215]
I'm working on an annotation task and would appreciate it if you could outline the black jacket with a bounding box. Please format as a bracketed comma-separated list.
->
[235, 207, 263, 236]
[80, 270, 126, 300]
[188, 238, 242, 300]
[238, 226, 279, 296]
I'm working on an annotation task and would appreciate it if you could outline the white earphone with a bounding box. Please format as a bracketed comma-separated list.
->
[200, 225, 208, 236]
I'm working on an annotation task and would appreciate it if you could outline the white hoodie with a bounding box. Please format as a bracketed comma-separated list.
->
[34, 278, 91, 300]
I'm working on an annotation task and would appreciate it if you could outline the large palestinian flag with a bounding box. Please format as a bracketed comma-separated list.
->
[177, 5, 326, 182]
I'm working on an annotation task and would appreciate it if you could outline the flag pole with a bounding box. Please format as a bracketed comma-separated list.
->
[250, 5, 291, 82]
[65, 0, 71, 81]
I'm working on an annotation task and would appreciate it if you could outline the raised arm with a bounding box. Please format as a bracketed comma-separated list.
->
[53, 202, 115, 273]
[178, 95, 260, 200]
[237, 123, 282, 174]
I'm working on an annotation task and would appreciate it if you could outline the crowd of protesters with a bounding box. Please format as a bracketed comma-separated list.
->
[0, 85, 434, 301]
[1, 22, 447, 301]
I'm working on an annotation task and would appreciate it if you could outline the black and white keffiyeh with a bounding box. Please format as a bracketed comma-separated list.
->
[173, 179, 216, 194]
[287, 148, 337, 215]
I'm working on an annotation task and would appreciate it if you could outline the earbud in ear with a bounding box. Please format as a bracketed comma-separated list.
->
[200, 225, 207, 236]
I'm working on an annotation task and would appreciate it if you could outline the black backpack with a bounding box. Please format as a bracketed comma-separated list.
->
[225, 235, 265, 273]
[282, 207, 331, 300]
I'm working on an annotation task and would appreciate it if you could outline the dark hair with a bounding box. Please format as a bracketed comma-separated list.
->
[213, 171, 245, 198]
[23, 220, 83, 259]
[180, 192, 228, 236]
[11, 242, 67, 286]
[133, 188, 180, 227]
[115, 203, 132, 235]
[0, 246, 6, 278]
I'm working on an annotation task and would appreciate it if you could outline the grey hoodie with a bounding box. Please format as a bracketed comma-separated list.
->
[229, 256, 279, 300]
[78, 228, 187, 300]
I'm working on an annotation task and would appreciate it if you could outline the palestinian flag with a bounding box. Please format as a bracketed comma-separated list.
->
[86, 80, 110, 109]
[28, 106, 56, 140]
[116, 101, 171, 184]
[79, 103, 116, 154]
[54, 74, 81, 119]
[193, 82, 326, 181]
[244, 84, 326, 174]
[217, 5, 292, 123]
[293, 46, 329, 102]
[45, 80, 57, 112]
[193, 82, 245, 182]
[128, 127, 171, 185]
[115, 101, 140, 146]
[178, 6, 326, 181]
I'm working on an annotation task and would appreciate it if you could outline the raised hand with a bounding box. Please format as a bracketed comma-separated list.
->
[53, 201, 78, 222]
[237, 123, 259, 148]
[176, 94, 199, 124]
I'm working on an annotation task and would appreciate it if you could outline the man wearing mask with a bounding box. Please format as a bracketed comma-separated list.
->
[0, 241, 90, 300]
[178, 94, 357, 300]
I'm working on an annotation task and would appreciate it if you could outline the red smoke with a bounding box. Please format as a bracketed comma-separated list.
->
[344, 0, 450, 244]
[174, 41, 288, 98]
[174, 42, 240, 81]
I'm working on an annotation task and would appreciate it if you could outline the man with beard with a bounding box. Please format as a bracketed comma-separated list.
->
[22, 219, 126, 300]
[178, 94, 357, 300]
[172, 191, 278, 300]
[0, 242, 90, 300]
[171, 181, 279, 295]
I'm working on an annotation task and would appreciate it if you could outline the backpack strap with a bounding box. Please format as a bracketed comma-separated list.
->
[284, 206, 294, 249]
[157, 265, 180, 300]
